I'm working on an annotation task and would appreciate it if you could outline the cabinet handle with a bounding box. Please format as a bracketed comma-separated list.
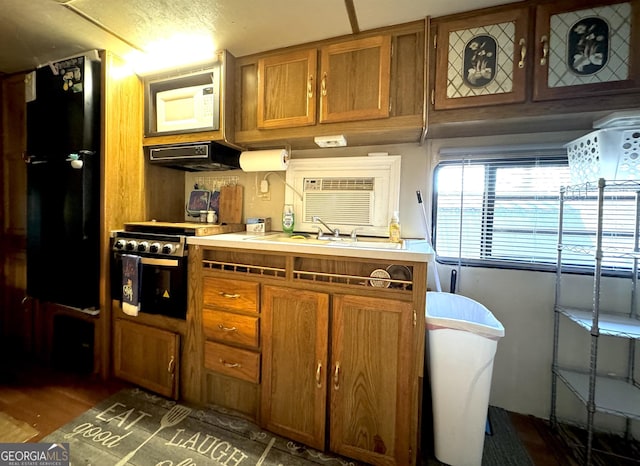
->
[217, 323, 238, 332]
[540, 35, 549, 66]
[219, 292, 240, 299]
[518, 38, 526, 69]
[307, 75, 314, 99]
[220, 359, 241, 369]
[321, 72, 327, 96]
[316, 361, 322, 388]
[333, 362, 340, 390]
[167, 356, 175, 374]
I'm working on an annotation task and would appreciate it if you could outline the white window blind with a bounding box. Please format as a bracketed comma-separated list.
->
[433, 156, 572, 271]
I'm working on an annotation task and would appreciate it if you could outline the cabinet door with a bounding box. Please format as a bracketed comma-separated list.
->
[533, 0, 639, 101]
[330, 294, 413, 466]
[319, 35, 391, 123]
[1, 73, 30, 354]
[260, 286, 329, 450]
[257, 49, 317, 128]
[113, 319, 180, 399]
[434, 7, 529, 110]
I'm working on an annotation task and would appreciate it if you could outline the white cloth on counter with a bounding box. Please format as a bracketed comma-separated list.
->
[121, 254, 141, 316]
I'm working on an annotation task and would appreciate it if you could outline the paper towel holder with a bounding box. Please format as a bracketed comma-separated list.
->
[239, 147, 290, 172]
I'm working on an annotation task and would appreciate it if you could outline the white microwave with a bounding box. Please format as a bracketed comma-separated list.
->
[145, 66, 220, 136]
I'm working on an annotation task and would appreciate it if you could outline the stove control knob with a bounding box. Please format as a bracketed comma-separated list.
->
[162, 243, 175, 255]
[149, 242, 161, 253]
[125, 240, 137, 251]
[114, 239, 126, 250]
[137, 241, 149, 252]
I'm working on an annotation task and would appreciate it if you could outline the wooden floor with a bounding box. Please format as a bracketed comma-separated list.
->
[0, 356, 566, 464]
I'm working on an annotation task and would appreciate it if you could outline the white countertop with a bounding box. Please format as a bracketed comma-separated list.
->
[188, 231, 435, 262]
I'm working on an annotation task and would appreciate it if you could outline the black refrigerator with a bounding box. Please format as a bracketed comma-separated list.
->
[26, 54, 101, 311]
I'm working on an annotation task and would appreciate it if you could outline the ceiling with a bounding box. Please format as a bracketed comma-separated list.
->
[0, 0, 519, 75]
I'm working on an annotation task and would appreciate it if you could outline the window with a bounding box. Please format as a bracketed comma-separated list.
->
[434, 155, 640, 274]
[433, 156, 571, 271]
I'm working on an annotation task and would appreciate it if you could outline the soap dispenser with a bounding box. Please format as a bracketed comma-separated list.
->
[282, 204, 295, 234]
[389, 211, 401, 243]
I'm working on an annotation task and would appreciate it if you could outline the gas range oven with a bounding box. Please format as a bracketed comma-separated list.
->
[110, 222, 245, 320]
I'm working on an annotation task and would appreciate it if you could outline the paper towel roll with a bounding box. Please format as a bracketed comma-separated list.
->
[239, 149, 289, 172]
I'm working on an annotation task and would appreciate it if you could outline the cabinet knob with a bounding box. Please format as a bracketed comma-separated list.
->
[518, 38, 527, 69]
[316, 361, 323, 388]
[540, 35, 549, 66]
[308, 75, 314, 99]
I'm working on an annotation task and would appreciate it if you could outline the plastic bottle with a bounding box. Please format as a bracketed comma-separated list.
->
[282, 204, 295, 234]
[389, 211, 401, 243]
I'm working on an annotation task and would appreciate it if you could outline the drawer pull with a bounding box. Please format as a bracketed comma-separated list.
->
[316, 361, 322, 388]
[321, 72, 327, 96]
[220, 358, 242, 369]
[219, 292, 240, 299]
[217, 324, 238, 332]
[167, 356, 175, 374]
[333, 362, 340, 390]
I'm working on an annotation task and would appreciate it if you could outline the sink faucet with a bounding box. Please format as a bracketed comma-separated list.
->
[312, 216, 340, 238]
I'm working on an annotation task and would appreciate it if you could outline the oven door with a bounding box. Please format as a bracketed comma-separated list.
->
[111, 252, 187, 319]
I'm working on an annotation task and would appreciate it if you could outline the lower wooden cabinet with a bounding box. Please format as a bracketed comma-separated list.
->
[261, 286, 329, 450]
[113, 319, 180, 399]
[261, 285, 413, 465]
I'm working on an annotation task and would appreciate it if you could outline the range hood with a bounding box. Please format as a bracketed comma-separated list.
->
[146, 141, 241, 172]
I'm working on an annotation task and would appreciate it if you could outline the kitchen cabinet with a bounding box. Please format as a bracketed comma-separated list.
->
[256, 36, 390, 129]
[236, 20, 425, 148]
[533, 0, 639, 101]
[257, 49, 317, 129]
[201, 275, 262, 414]
[551, 178, 640, 465]
[261, 286, 329, 450]
[192, 245, 427, 465]
[113, 318, 180, 399]
[432, 0, 639, 111]
[433, 6, 529, 110]
[261, 287, 412, 464]
[319, 35, 391, 123]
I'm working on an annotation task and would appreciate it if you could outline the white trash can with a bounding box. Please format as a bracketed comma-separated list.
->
[425, 292, 505, 466]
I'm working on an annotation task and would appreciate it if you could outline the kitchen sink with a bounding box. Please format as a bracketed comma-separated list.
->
[244, 233, 405, 250]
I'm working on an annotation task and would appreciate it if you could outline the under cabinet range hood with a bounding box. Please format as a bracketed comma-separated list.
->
[147, 141, 241, 171]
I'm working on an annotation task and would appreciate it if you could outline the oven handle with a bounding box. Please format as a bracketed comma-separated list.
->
[140, 257, 180, 267]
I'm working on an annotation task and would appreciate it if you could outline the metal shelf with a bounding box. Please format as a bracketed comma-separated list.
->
[552, 177, 640, 465]
[556, 368, 640, 420]
[557, 306, 640, 339]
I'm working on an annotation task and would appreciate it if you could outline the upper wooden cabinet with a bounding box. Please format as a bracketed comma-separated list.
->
[434, 7, 529, 110]
[533, 0, 640, 101]
[236, 21, 425, 148]
[319, 35, 391, 123]
[257, 49, 317, 129]
[433, 0, 640, 111]
[256, 36, 391, 129]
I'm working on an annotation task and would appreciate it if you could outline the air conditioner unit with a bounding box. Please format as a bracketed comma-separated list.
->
[285, 156, 401, 237]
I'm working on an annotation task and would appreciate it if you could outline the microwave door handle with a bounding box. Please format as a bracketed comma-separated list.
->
[140, 257, 180, 267]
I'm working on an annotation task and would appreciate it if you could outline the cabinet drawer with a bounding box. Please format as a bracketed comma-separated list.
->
[203, 277, 259, 313]
[204, 341, 260, 383]
[203, 309, 259, 348]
